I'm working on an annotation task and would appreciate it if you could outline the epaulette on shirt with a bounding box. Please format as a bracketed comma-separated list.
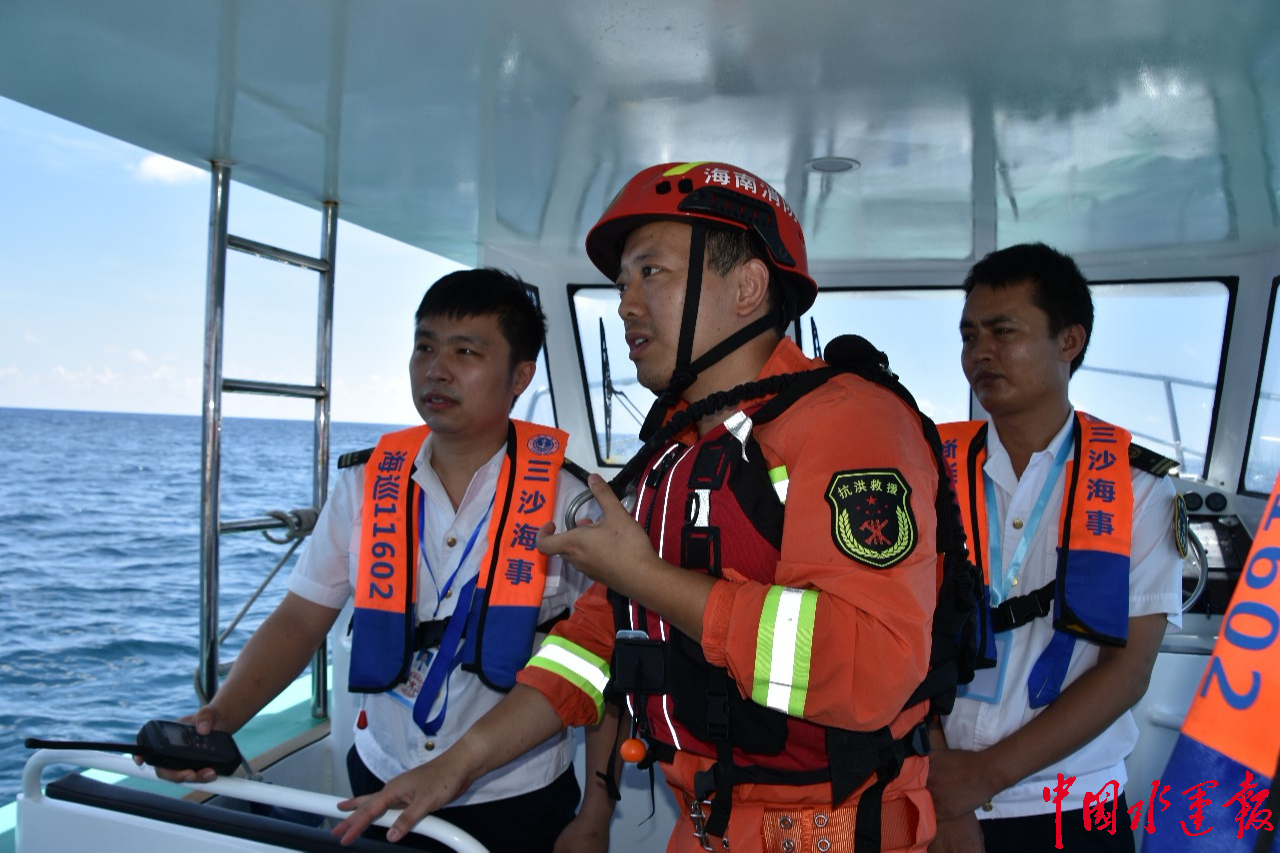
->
[1129, 442, 1178, 477]
[337, 448, 374, 470]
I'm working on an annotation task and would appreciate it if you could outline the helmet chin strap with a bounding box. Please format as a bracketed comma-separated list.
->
[637, 222, 781, 441]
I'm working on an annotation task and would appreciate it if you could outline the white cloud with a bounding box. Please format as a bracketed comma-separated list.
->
[128, 349, 150, 364]
[330, 373, 417, 426]
[0, 112, 139, 174]
[52, 364, 122, 388]
[133, 154, 204, 185]
[27, 362, 200, 416]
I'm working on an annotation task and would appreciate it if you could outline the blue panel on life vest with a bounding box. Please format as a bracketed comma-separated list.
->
[1057, 547, 1129, 644]
[348, 609, 411, 691]
[462, 600, 541, 689]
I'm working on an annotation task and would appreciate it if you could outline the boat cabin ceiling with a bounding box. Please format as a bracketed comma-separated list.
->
[2, 2, 1280, 510]
[3, 1, 1279, 269]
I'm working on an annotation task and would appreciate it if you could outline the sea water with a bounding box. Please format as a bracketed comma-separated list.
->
[0, 407, 406, 803]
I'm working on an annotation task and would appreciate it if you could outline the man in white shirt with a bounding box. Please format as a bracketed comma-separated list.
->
[160, 269, 614, 852]
[929, 244, 1184, 852]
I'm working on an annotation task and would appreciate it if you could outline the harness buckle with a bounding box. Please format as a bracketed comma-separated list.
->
[908, 720, 931, 757]
[689, 798, 715, 851]
[688, 799, 729, 850]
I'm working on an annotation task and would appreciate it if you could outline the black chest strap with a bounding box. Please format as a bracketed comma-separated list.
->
[411, 608, 569, 652]
[989, 580, 1057, 633]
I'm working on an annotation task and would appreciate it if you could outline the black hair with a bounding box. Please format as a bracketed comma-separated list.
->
[963, 242, 1094, 374]
[415, 268, 547, 368]
[704, 225, 789, 333]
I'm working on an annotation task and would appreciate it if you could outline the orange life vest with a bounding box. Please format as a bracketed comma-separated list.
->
[349, 421, 567, 710]
[939, 412, 1134, 706]
[1158, 470, 1280, 850]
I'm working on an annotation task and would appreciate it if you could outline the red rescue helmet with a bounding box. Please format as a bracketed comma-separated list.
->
[586, 162, 818, 317]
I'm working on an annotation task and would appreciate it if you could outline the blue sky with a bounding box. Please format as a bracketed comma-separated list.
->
[0, 96, 463, 426]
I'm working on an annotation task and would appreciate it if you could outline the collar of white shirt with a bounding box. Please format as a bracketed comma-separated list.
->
[411, 431, 507, 517]
[983, 408, 1076, 494]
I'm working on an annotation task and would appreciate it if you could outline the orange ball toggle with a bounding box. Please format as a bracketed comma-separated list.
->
[619, 738, 646, 763]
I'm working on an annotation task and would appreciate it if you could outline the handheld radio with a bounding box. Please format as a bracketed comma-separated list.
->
[25, 719, 245, 777]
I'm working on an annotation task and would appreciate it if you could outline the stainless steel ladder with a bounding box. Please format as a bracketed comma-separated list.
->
[197, 161, 338, 720]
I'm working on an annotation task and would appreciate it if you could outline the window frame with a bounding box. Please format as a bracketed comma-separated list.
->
[515, 283, 561, 429]
[567, 277, 1235, 476]
[568, 283, 632, 468]
[1073, 275, 1235, 481]
[806, 278, 1234, 477]
[797, 283, 970, 422]
[1241, 276, 1280, 496]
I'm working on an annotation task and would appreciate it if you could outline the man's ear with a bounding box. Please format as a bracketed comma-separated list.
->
[1059, 323, 1087, 366]
[511, 359, 536, 400]
[735, 257, 772, 318]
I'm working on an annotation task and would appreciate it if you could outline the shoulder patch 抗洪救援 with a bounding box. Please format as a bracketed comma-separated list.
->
[825, 469, 917, 569]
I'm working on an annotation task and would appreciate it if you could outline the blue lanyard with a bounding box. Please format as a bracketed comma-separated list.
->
[417, 487, 494, 616]
[411, 483, 495, 735]
[984, 422, 1075, 607]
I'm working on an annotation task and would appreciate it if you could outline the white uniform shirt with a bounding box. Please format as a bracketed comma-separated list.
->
[941, 411, 1183, 818]
[288, 431, 594, 804]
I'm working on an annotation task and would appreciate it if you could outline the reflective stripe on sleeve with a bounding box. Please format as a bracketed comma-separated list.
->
[768, 465, 789, 504]
[752, 586, 818, 716]
[525, 634, 612, 722]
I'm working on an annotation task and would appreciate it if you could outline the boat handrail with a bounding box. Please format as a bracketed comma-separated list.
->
[210, 524, 311, 679]
[1073, 363, 1225, 473]
[218, 508, 319, 644]
[21, 749, 486, 853]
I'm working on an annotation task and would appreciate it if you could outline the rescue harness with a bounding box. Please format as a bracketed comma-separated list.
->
[602, 334, 987, 851]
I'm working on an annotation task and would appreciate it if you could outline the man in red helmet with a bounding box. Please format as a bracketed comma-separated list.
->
[335, 162, 942, 852]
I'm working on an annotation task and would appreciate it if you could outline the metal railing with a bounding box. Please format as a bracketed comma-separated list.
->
[198, 162, 337, 719]
[1076, 364, 1217, 472]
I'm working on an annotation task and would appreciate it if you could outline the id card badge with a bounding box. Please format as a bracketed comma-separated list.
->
[390, 648, 435, 709]
[957, 632, 1011, 704]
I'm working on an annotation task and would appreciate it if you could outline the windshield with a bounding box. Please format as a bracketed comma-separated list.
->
[574, 280, 1230, 476]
